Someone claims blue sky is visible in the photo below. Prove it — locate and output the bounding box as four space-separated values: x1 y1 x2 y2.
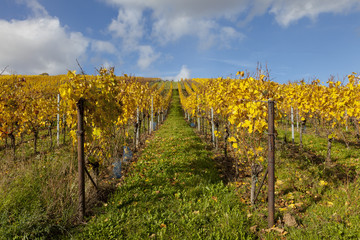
0 0 359 82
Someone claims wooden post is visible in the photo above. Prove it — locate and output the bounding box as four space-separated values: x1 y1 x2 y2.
161 107 164 122
202 115 205 134
300 119 304 150
62 114 66 145
268 99 275 228
136 107 140 150
157 111 160 129
296 109 299 132
327 134 333 163
150 96 154 133
211 108 215 144
57 94 60 145
291 106 294 143
197 98 201 131
76 98 85 222
345 109 348 131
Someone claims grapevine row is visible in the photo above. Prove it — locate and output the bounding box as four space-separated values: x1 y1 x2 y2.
177 71 360 207
0 69 172 165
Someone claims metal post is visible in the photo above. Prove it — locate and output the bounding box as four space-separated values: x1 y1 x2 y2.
268 100 275 228
291 106 294 143
76 98 85 222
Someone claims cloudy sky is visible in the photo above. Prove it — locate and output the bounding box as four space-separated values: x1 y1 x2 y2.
0 0 359 82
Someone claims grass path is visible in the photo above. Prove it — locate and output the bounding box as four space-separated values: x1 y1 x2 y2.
74 90 253 239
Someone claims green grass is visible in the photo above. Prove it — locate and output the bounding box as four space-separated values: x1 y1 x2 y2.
72 90 254 240
4 88 360 239
0 141 80 240
250 126 360 239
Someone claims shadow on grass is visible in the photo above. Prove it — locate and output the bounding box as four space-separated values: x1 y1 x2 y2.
279 140 358 185
333 138 360 148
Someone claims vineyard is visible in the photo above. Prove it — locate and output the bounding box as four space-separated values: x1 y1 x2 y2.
1 69 360 239
0 70 173 238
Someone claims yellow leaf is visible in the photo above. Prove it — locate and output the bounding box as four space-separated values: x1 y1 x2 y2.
288 204 296 209
247 150 254 156
279 207 287 212
228 136 236 142
328 133 336 139
319 180 328 186
236 71 245 77
93 128 101 137
256 146 263 153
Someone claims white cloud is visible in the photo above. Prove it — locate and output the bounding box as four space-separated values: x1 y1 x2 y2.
164 65 191 81
16 0 49 18
105 0 246 52
0 17 89 74
137 45 160 70
152 17 225 49
103 0 248 19
108 7 144 50
152 16 193 44
220 26 245 48
101 60 115 69
108 7 163 70
103 0 360 33
91 40 117 54
269 0 360 27
100 0 360 71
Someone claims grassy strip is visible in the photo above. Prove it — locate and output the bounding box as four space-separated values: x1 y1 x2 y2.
273 129 360 239
73 90 253 240
0 141 80 240
241 127 360 239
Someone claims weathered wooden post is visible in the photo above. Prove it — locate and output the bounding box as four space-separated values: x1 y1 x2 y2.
268 99 275 228
157 111 160 129
197 96 201 132
76 98 85 222
211 107 215 145
150 96 154 133
134 107 140 150
57 94 60 145
291 106 294 143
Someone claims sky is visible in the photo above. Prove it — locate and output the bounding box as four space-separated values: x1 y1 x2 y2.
0 0 359 82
